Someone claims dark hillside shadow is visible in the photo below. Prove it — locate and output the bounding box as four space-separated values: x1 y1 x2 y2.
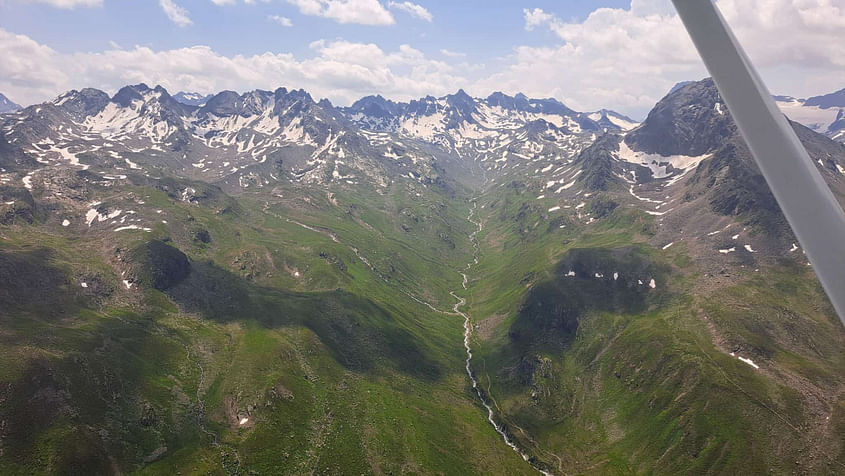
167 259 442 381
0 247 82 319
124 239 442 380
509 246 670 353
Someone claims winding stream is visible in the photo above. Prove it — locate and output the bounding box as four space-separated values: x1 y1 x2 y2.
453 202 553 476
273 203 551 474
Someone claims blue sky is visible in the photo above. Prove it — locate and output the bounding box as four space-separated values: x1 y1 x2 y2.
2 1 627 59
1 0 843 118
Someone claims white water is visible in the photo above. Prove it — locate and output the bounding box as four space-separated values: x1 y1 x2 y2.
452 202 553 475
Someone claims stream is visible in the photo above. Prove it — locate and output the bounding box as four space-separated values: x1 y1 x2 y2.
272 203 552 474
452 202 553 476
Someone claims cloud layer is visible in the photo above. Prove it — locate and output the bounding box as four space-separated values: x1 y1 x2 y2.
0 29 466 106
286 0 395 25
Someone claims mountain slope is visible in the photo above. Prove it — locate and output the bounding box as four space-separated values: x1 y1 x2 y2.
467 78 845 474
0 93 21 114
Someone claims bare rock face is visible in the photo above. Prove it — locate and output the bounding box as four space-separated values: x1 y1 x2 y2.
54 88 110 122
625 78 735 156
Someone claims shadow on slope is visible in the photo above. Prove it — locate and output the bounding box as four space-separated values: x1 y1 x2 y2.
0 238 444 474
131 240 442 381
509 246 670 353
0 247 84 318
0 248 204 474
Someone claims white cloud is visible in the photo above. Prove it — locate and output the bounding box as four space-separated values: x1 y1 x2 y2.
286 0 395 25
159 0 193 27
0 29 69 103
387 1 432 22
440 49 465 58
0 29 466 107
476 0 845 117
18 0 102 7
523 7 555 31
268 15 294 26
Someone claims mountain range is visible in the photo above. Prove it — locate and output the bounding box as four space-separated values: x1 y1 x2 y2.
774 88 845 142
0 78 843 474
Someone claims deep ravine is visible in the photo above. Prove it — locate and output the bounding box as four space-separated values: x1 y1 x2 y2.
453 201 553 476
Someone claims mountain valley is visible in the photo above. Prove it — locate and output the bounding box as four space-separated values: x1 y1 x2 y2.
0 78 844 475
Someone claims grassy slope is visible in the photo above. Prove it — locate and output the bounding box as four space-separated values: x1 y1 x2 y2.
466 182 845 474
0 174 536 474
2 154 843 474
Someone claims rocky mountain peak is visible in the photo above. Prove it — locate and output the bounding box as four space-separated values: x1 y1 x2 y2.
348 95 404 119
200 90 241 116
53 88 110 121
0 93 22 114
173 91 213 107
112 83 152 107
625 78 734 156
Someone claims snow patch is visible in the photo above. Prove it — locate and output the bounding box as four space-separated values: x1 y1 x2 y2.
776 99 841 135
616 140 709 180
115 225 152 232
737 356 759 369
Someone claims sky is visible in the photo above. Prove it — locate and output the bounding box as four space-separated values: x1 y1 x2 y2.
0 0 843 118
